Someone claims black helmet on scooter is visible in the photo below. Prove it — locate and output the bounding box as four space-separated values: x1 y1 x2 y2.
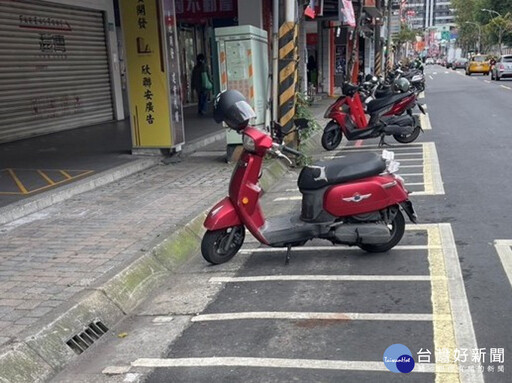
213 90 256 130
393 78 411 93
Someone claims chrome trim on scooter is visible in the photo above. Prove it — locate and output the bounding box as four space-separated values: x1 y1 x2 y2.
383 181 398 189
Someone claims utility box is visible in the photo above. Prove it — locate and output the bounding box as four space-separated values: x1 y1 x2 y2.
215 25 269 160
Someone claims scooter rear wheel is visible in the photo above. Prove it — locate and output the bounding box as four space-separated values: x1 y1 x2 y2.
358 209 405 253
321 121 343 151
201 226 245 264
393 126 421 143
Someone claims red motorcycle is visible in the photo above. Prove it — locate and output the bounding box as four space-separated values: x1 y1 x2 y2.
201 90 417 265
321 82 423 151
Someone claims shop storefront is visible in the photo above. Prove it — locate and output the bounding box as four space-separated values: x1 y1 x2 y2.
175 0 238 105
0 0 123 143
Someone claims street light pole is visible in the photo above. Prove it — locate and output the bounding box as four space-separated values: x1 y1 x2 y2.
465 21 481 53
482 8 503 55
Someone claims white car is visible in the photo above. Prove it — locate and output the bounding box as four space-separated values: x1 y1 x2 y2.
425 58 434 65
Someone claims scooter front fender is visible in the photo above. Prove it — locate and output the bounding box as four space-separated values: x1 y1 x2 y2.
204 197 242 231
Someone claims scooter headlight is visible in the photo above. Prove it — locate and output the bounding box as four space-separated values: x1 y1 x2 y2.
243 134 256 152
324 104 335 118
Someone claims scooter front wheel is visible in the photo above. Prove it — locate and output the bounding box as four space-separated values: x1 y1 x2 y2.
321 121 343 151
393 126 421 144
201 226 245 264
358 209 405 253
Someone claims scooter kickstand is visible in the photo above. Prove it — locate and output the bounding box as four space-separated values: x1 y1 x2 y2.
284 245 292 265
378 135 391 148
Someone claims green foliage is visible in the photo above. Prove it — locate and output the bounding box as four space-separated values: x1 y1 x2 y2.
294 91 321 167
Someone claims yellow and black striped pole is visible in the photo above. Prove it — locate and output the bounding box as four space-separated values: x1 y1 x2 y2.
278 21 298 136
374 49 383 76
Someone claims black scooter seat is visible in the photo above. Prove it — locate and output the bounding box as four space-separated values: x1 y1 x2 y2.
366 92 411 114
298 152 386 191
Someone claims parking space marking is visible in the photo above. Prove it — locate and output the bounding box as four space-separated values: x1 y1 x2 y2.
128 224 479 381
484 80 491 83
240 245 433 252
132 356 459 374
210 275 442 283
410 224 483 383
191 312 445 322
421 142 445 195
419 91 425 99
500 85 511 90
0 168 94 195
493 240 512 288
284 143 444 197
420 112 432 130
6 168 28 194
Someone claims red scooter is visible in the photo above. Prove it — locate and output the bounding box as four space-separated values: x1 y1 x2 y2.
201 90 417 265
321 82 423 151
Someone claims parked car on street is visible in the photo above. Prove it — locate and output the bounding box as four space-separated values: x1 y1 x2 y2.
466 55 490 75
452 58 468 69
491 55 512 81
426 58 434 65
446 59 454 68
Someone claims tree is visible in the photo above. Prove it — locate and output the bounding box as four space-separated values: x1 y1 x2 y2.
393 24 417 59
488 13 512 54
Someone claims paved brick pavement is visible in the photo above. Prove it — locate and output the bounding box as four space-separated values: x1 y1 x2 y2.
0 147 231 347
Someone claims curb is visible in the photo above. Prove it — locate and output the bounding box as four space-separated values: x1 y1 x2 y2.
0 130 322 383
0 130 226 227
0 158 161 226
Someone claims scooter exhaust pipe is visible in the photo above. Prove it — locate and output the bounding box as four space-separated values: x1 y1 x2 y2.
333 223 391 244
383 124 415 135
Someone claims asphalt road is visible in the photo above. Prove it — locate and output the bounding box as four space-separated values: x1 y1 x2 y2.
53 65 512 383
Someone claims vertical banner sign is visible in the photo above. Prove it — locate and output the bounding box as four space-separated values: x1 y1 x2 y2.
340 0 356 27
121 0 172 148
162 0 185 146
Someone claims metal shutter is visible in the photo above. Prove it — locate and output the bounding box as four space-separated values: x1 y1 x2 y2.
0 0 114 143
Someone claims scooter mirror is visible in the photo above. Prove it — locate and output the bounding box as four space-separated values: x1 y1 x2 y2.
293 118 309 131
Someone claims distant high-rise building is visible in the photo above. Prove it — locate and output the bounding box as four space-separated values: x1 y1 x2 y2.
403 0 455 29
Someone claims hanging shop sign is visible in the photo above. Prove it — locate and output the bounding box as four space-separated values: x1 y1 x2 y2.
121 0 172 148
175 0 237 21
339 0 356 28
162 0 185 147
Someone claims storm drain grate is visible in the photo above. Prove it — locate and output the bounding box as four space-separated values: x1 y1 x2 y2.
66 321 109 355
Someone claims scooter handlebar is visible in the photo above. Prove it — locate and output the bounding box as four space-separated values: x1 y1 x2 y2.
281 145 303 157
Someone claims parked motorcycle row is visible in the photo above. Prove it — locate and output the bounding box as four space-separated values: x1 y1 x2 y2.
200 66 426 265
321 65 426 151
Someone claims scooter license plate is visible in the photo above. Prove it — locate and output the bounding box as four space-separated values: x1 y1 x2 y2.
401 200 417 223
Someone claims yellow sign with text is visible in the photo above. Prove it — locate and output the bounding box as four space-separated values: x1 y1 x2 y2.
121 0 172 148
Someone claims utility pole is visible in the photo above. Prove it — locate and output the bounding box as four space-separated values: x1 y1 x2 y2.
386 0 393 73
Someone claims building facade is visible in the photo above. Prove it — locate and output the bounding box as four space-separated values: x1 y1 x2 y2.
404 0 455 29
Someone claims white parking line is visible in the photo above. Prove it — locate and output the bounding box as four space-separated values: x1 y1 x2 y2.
500 85 511 90
418 91 425 99
240 245 433 253
132 357 459 374
420 112 432 131
191 311 445 322
429 75 434 80
209 275 443 283
484 80 491 83
493 240 512 287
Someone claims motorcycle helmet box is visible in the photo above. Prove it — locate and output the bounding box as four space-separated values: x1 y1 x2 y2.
213 90 257 130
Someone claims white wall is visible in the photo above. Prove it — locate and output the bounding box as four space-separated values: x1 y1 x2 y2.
45 0 124 120
238 0 263 29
